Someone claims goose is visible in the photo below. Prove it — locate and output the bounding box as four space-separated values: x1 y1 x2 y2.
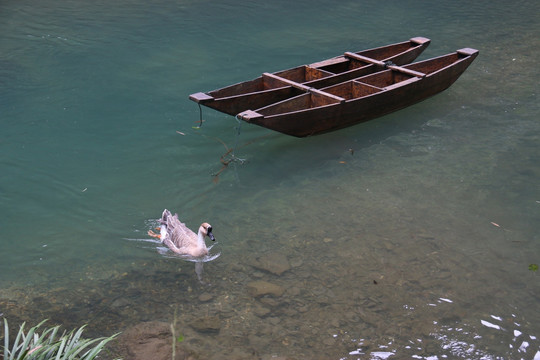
148 209 215 258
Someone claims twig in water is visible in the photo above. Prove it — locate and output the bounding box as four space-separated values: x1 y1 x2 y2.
171 307 178 360
210 136 247 183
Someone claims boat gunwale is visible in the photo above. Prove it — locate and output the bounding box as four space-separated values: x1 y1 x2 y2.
208 85 293 103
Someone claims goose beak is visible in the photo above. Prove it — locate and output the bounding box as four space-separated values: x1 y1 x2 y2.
207 230 216 242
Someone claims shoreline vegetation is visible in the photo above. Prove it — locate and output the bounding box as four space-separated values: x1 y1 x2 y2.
1 317 201 360
1 319 118 360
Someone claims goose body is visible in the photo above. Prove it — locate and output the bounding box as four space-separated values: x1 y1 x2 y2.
148 209 215 258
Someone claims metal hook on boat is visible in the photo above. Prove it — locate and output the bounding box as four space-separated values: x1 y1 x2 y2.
384 60 396 68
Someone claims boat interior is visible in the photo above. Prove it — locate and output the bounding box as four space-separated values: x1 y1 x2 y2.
274 66 334 83
256 67 422 115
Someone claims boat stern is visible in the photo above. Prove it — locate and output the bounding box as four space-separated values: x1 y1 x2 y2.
457 48 479 58
237 110 264 122
189 92 214 103
410 37 430 46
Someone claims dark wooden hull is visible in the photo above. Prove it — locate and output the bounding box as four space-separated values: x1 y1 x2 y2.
189 37 430 115
238 48 479 137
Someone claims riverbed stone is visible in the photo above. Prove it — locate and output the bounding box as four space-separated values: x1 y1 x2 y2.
253 303 271 317
287 286 301 296
116 321 189 360
251 253 291 275
259 297 280 307
190 315 221 333
247 280 285 297
198 292 213 302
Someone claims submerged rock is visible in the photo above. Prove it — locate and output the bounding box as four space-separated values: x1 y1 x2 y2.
251 253 291 275
253 303 271 317
116 321 189 360
198 292 213 302
247 280 285 297
189 315 221 333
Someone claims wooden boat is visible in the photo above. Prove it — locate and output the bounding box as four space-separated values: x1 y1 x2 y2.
189 37 430 116
237 48 479 137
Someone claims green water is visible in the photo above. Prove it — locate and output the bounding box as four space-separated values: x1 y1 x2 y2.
1 0 539 358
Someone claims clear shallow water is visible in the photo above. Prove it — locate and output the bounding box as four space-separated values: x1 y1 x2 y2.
1 0 539 359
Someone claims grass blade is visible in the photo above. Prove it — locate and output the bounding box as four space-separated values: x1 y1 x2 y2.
54 337 67 360
3 319 9 360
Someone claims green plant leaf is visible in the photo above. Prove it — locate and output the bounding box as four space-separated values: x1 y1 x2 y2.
529 264 539 271
54 337 67 360
176 334 184 343
0 319 120 360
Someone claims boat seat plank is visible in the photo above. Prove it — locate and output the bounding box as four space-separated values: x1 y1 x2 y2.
344 52 386 67
387 65 426 78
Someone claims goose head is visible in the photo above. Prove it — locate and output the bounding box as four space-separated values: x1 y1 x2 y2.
199 223 216 241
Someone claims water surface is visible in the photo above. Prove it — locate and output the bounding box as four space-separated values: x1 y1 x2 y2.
1 0 539 359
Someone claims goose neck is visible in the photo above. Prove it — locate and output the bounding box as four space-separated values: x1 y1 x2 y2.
197 230 206 249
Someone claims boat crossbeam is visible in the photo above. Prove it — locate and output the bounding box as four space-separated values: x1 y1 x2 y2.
343 52 426 78
263 72 311 92
263 72 345 103
386 65 426 78
344 52 386 67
